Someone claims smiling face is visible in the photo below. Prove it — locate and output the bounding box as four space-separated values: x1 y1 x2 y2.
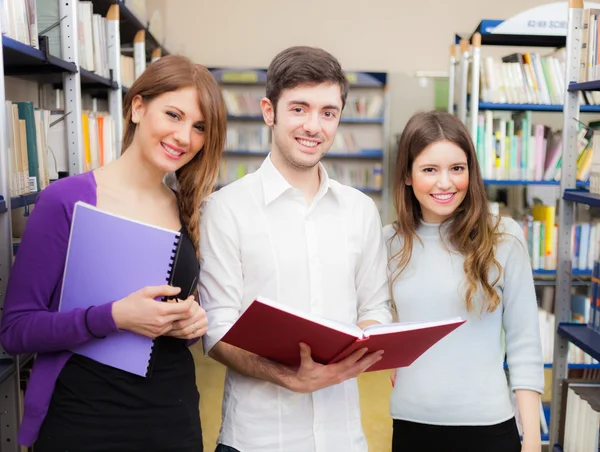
131 86 206 173
261 82 342 171
407 139 470 223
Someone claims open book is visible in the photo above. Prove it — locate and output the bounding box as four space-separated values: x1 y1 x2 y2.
220 296 466 372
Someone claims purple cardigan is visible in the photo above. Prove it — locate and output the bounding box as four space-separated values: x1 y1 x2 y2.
0 171 199 446
0 172 118 445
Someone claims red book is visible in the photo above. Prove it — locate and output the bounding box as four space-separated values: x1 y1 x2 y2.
220 297 466 372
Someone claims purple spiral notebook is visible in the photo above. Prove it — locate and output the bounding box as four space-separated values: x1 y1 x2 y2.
59 201 181 377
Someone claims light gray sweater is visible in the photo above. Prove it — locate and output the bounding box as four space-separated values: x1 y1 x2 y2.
384 216 544 425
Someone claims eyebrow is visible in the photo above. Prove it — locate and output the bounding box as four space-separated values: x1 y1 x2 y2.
288 100 341 112
166 105 185 115
417 162 468 168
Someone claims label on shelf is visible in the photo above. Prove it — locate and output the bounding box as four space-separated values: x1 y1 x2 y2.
492 2 600 36
28 177 38 193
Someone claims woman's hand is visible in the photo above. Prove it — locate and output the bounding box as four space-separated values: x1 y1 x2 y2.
164 296 208 339
111 285 194 338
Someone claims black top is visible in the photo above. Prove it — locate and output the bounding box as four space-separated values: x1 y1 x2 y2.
35 228 203 452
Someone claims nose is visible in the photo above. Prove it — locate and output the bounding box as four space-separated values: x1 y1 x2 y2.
303 112 321 135
436 170 452 190
173 122 192 147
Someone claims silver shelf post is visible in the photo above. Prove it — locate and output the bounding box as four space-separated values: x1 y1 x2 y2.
469 33 481 144
549 0 583 446
457 38 470 123
60 0 85 175
106 4 124 156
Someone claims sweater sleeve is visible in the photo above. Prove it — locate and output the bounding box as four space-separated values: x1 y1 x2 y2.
0 185 118 356
501 219 545 394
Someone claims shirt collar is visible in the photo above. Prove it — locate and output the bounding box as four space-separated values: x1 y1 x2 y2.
260 154 340 207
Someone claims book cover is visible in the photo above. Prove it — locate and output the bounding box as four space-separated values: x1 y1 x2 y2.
59 201 181 377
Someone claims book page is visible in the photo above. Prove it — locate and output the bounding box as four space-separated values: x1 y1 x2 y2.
363 317 464 336
256 296 363 338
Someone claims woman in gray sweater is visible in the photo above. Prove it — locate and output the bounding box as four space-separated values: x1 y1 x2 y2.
385 111 544 452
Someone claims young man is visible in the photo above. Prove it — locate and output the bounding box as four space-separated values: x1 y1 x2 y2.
199 46 392 452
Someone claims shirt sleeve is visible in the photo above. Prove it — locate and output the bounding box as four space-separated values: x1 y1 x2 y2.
355 199 393 326
198 195 243 354
502 219 545 393
0 187 118 356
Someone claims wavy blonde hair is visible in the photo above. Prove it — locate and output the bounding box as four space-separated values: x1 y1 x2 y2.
121 55 227 257
390 111 502 313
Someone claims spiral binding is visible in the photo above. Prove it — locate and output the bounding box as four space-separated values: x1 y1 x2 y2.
161 234 183 302
146 232 182 377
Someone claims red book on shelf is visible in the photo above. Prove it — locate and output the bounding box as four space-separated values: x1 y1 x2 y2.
220 297 466 372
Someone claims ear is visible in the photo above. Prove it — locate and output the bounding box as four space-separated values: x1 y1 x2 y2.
131 94 145 124
260 97 275 126
405 175 412 186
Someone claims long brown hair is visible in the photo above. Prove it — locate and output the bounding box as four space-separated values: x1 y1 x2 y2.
122 55 227 256
390 111 502 313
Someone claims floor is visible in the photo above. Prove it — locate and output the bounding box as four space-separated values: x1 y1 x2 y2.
191 344 394 452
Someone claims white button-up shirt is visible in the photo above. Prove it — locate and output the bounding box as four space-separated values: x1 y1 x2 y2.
199 155 392 452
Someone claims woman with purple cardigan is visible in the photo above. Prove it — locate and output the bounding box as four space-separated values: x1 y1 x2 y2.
0 55 226 451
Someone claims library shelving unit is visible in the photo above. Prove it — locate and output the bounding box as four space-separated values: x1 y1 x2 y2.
0 0 166 447
450 15 595 289
450 15 600 186
209 67 391 220
550 0 600 449
452 7 600 447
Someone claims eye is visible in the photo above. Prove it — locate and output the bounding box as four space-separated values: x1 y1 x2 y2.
166 111 180 120
452 166 466 172
293 107 304 113
194 124 205 132
324 111 336 119
422 168 435 173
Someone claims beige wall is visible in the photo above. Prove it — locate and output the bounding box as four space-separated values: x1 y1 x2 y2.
158 0 552 73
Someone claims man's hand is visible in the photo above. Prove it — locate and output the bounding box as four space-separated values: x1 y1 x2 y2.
286 343 383 393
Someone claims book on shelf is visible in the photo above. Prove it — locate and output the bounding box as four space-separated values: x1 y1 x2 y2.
58 201 185 377
517 212 600 273
475 110 592 183
2 0 36 47
4 101 54 197
479 48 598 107
220 296 466 372
558 379 600 452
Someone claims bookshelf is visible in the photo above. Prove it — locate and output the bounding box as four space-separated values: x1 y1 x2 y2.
0 0 165 447
209 67 390 220
454 5 600 448
550 0 600 448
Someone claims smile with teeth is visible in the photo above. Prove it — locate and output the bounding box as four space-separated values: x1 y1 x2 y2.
297 138 319 148
431 193 455 200
161 143 184 157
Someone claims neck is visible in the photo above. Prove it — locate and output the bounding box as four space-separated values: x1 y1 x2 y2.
270 151 321 205
104 142 167 195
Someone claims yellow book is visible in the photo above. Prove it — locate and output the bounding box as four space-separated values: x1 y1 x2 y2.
82 113 91 171
533 205 556 270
